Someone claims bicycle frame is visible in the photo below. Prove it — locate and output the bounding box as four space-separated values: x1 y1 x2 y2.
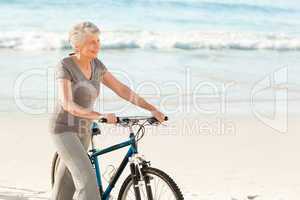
89 131 138 200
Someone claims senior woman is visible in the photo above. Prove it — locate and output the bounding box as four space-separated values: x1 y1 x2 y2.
49 21 165 200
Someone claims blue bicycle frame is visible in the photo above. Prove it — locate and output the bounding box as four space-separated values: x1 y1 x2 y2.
89 132 138 200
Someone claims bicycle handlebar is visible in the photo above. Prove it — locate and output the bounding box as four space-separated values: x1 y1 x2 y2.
98 116 168 124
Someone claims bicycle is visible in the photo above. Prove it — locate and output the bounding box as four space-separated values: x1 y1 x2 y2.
51 116 184 200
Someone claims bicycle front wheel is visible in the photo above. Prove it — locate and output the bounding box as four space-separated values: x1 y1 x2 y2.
118 167 184 200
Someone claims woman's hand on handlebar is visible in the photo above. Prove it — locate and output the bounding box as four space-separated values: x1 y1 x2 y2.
150 109 166 123
98 113 118 124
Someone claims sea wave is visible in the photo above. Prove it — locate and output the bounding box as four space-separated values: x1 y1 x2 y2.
128 0 297 13
2 0 297 14
1 30 300 51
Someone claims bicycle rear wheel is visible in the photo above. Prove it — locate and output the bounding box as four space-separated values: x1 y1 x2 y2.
51 152 60 187
118 167 184 200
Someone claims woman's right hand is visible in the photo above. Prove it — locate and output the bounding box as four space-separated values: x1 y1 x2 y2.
98 113 118 124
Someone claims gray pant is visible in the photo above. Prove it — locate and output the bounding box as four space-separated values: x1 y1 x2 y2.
50 132 101 200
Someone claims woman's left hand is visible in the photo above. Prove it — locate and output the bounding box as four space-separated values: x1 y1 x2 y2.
150 109 166 123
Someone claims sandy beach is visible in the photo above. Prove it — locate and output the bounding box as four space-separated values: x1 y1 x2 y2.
0 108 299 200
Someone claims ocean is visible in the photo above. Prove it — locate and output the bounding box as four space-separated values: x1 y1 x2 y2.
1 0 299 115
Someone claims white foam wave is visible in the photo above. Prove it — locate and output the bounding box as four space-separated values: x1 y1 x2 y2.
1 30 300 51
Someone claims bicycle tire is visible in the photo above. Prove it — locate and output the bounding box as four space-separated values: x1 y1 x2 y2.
51 152 60 187
118 167 184 200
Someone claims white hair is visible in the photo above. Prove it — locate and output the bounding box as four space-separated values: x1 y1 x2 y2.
68 21 100 49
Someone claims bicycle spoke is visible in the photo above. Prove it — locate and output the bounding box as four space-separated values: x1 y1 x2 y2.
160 184 173 200
157 181 166 200
154 175 159 199
128 187 135 200
140 183 147 199
152 175 175 200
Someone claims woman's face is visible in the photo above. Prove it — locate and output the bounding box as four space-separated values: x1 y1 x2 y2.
77 32 100 59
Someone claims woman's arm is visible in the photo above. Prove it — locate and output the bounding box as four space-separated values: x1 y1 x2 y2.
102 71 166 122
58 78 101 120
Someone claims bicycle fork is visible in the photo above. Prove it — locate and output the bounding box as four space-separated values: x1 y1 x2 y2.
129 155 154 200
128 123 154 200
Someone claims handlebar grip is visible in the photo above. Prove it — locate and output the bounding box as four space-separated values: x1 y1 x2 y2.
147 116 168 124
